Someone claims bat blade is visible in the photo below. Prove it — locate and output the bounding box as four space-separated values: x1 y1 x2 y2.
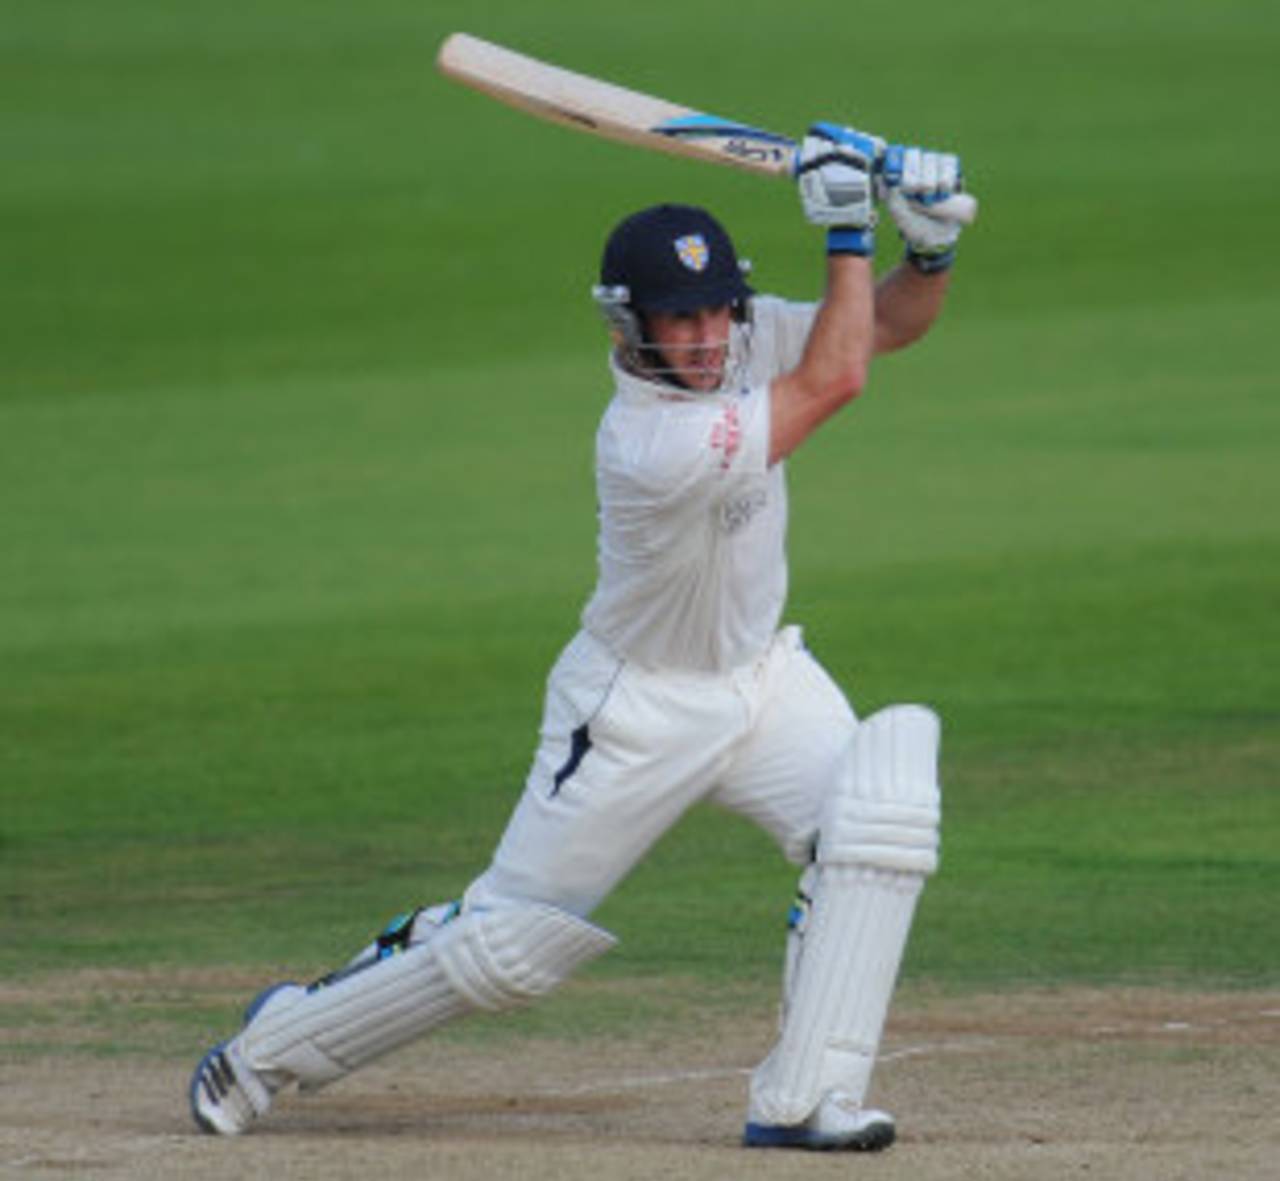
437 33 795 176
436 33 977 225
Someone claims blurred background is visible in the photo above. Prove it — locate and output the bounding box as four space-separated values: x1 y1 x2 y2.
3 0 1277 1003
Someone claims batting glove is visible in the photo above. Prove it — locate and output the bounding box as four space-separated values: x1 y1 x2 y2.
795 122 886 257
881 144 965 273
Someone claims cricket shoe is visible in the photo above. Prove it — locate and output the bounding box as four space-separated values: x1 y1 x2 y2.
743 1091 896 1151
189 982 303 1135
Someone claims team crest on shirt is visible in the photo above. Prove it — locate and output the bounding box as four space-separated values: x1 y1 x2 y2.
674 234 709 272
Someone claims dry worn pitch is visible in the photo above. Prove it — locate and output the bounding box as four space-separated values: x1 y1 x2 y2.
3 971 1278 1180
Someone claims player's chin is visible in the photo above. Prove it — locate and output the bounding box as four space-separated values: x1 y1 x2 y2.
685 360 727 392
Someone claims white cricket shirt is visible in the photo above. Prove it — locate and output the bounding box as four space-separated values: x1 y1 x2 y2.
581 296 817 672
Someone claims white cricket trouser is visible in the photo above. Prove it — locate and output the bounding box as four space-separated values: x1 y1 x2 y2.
465 626 856 918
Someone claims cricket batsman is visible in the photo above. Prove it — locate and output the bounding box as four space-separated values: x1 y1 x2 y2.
191 124 969 1150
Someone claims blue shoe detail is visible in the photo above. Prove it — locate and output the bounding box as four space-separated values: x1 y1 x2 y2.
743 1116 896 1152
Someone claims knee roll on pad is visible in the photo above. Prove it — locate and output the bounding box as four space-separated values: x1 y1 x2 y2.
432 902 618 1009
820 704 940 875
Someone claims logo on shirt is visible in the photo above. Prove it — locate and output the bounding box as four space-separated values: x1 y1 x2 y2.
720 486 768 534
674 234 709 272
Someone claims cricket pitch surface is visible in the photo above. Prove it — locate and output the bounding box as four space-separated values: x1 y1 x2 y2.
4 971 1278 1180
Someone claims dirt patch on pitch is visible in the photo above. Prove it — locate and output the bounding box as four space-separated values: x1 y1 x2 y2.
3 972 1278 1180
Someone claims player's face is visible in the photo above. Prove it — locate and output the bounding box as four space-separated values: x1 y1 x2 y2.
645 305 733 392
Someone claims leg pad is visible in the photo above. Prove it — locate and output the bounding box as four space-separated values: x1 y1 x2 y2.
239 904 615 1089
750 705 941 1126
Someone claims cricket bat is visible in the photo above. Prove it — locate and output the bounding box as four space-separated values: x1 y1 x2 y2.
437 32 977 225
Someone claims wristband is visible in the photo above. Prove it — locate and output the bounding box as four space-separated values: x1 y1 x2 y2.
827 227 875 257
905 246 955 274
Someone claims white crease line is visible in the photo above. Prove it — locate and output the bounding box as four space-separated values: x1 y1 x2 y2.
535 1039 990 1099
540 1065 749 1098
880 1038 992 1063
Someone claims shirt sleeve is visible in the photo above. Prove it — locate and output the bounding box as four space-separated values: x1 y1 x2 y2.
750 295 819 379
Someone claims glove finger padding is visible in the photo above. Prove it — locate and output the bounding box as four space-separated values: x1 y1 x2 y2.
934 152 961 199
886 189 962 256
883 144 963 202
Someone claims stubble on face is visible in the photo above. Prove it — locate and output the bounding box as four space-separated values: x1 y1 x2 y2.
643 306 733 392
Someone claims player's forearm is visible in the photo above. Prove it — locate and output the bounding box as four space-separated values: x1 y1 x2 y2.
872 261 950 355
769 256 873 464
873 142 970 355
769 124 880 465
806 254 875 394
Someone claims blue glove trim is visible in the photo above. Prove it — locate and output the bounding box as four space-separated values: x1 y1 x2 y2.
827 227 875 257
810 121 881 160
882 143 906 186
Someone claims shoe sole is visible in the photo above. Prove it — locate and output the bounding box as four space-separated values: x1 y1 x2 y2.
743 1117 896 1152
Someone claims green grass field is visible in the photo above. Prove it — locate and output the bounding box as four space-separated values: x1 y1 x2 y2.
4 0 1278 1020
